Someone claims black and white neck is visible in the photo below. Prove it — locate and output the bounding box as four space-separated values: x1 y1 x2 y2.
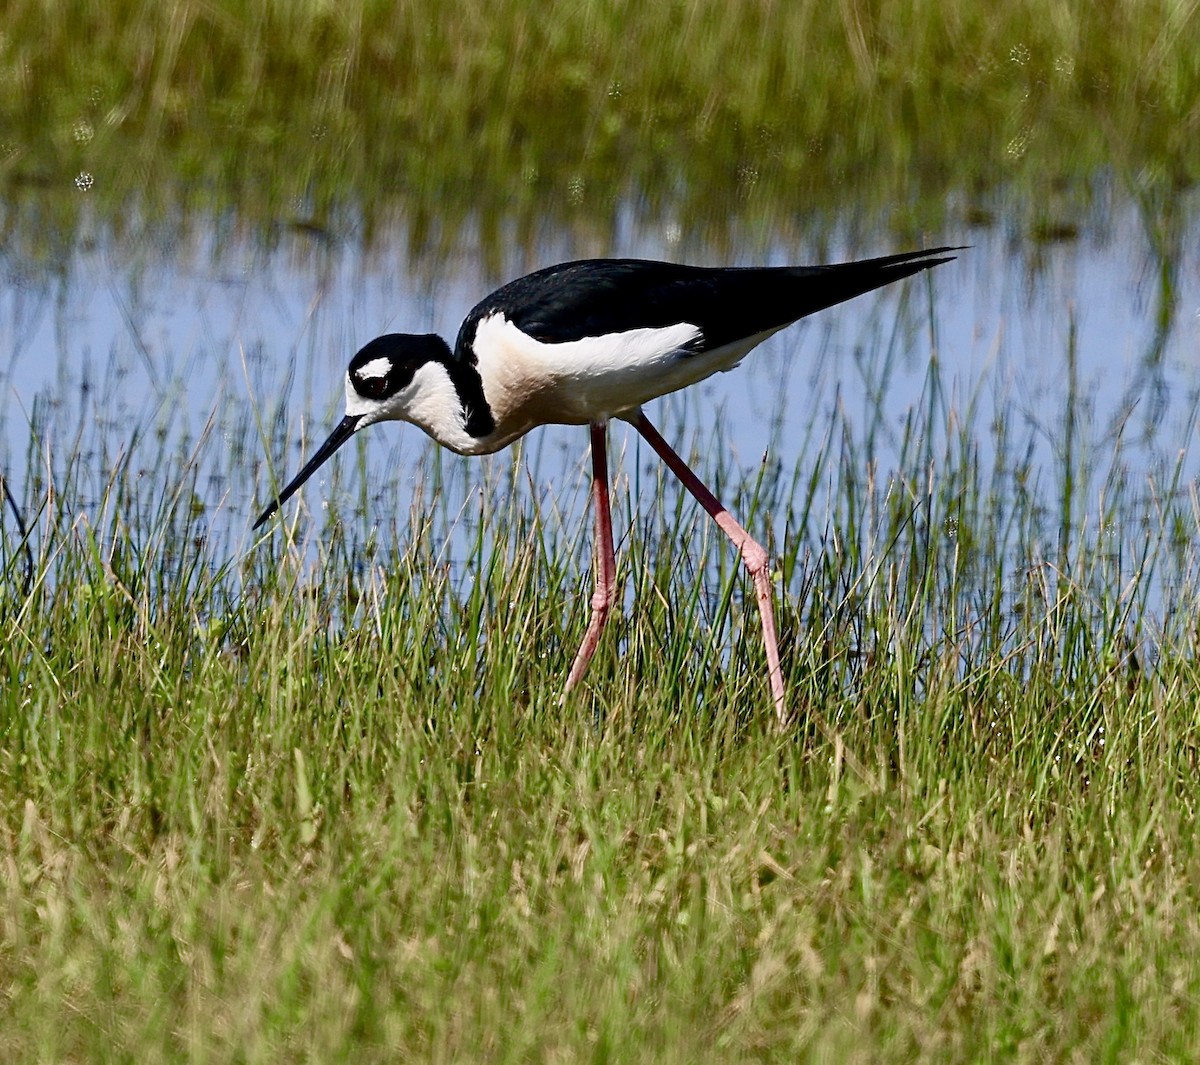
345 333 498 456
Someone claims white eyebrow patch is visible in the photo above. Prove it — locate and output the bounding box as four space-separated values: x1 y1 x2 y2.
355 356 391 380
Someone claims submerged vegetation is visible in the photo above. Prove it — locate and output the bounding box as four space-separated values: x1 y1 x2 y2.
2 0 1200 261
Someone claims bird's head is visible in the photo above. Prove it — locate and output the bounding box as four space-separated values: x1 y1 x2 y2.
253 333 451 529
344 333 451 422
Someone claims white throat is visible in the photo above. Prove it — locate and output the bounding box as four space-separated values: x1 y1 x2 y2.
345 362 480 455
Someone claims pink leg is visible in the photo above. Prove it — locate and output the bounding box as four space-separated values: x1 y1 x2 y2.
633 410 788 728
561 421 618 700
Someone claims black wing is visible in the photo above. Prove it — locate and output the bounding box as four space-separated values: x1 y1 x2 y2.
453 247 959 360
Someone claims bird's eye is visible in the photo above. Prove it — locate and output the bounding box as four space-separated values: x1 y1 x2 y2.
351 353 400 399
354 370 391 399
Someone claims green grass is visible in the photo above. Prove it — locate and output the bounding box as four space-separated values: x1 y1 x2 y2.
3 0 1200 263
3 3 1200 1057
3 337 1200 1061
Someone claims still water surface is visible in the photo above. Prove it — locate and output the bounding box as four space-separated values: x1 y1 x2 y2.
1 197 1198 609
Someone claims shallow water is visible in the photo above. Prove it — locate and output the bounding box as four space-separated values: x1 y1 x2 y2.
1 195 1198 618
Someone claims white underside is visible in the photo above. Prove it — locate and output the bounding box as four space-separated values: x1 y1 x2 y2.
471 313 781 446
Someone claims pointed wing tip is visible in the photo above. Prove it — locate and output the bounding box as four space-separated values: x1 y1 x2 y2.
887 245 967 276
911 245 967 265
928 244 969 260
842 244 967 276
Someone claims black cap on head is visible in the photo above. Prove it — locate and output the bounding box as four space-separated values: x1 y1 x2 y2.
348 333 450 401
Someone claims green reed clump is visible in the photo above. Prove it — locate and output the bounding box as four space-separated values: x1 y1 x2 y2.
3 330 1200 1060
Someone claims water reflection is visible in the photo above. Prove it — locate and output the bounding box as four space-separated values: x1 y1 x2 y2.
1 200 1198 622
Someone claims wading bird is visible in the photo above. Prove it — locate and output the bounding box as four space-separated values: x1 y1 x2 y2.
254 248 957 725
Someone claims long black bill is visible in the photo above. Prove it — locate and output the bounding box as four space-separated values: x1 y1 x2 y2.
252 414 363 529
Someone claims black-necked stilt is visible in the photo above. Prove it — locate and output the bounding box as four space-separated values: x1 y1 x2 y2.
254 248 958 724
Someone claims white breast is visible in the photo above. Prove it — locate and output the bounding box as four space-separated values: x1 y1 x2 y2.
472 312 756 429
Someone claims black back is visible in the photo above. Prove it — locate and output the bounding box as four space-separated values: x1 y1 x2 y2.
453 248 957 361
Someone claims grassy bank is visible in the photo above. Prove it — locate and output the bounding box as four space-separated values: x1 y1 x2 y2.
2 0 1199 261
2 356 1199 1060
4 3 1200 1057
